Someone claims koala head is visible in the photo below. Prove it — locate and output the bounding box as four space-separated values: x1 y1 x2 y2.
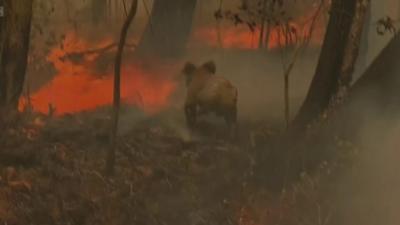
182 60 216 86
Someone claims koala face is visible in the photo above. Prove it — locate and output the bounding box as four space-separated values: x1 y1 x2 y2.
182 60 216 87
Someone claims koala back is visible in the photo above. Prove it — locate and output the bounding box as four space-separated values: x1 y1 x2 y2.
196 76 237 110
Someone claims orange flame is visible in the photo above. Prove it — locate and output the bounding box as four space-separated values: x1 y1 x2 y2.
21 32 177 116
191 10 325 50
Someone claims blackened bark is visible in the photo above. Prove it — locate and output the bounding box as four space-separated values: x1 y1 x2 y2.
258 0 267 49
292 0 358 129
135 0 197 59
106 0 138 175
0 0 34 115
339 0 370 87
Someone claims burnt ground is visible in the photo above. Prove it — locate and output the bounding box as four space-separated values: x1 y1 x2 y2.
0 107 354 225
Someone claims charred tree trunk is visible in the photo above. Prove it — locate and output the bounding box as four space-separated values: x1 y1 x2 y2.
0 0 34 119
264 21 271 49
258 0 267 49
339 0 370 88
106 0 138 175
292 0 360 129
135 0 197 59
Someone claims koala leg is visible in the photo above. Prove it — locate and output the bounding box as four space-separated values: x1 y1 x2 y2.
185 103 197 128
224 106 238 139
224 106 237 124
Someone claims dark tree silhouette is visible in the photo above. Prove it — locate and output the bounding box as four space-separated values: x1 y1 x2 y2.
0 0 34 120
357 0 371 71
135 0 197 59
262 33 400 192
292 0 365 129
106 0 138 175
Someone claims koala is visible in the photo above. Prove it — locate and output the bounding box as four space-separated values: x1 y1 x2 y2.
182 60 238 133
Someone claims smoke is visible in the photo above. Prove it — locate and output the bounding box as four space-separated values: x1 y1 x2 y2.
326 33 400 225
22 1 400 224
183 47 321 126
329 112 400 225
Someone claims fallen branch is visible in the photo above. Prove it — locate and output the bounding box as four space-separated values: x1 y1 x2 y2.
60 42 137 61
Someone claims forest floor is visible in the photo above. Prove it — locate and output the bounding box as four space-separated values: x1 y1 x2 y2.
0 107 350 225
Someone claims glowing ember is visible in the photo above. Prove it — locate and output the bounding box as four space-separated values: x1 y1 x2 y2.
21 32 177 116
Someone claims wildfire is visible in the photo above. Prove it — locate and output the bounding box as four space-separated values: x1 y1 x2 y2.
191 10 325 50
21 32 177 116
21 6 326 117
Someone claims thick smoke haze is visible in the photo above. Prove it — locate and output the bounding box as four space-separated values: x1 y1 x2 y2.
23 1 400 224
28 0 399 117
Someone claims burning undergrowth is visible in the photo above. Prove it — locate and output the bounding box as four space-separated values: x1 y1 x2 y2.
0 109 258 225
0 107 359 225
190 7 326 50
21 32 180 116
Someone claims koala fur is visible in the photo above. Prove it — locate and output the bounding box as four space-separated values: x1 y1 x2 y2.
182 60 238 130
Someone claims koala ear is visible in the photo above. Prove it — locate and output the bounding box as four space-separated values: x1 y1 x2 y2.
182 62 196 75
202 60 216 74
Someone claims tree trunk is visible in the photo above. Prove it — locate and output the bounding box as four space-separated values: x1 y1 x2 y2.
356 0 371 72
135 0 197 59
258 0 267 49
0 0 34 118
216 0 223 48
264 21 271 49
105 0 138 175
292 0 358 129
339 0 370 87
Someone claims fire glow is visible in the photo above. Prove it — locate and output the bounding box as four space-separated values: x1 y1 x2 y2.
21 33 177 116
191 11 325 50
